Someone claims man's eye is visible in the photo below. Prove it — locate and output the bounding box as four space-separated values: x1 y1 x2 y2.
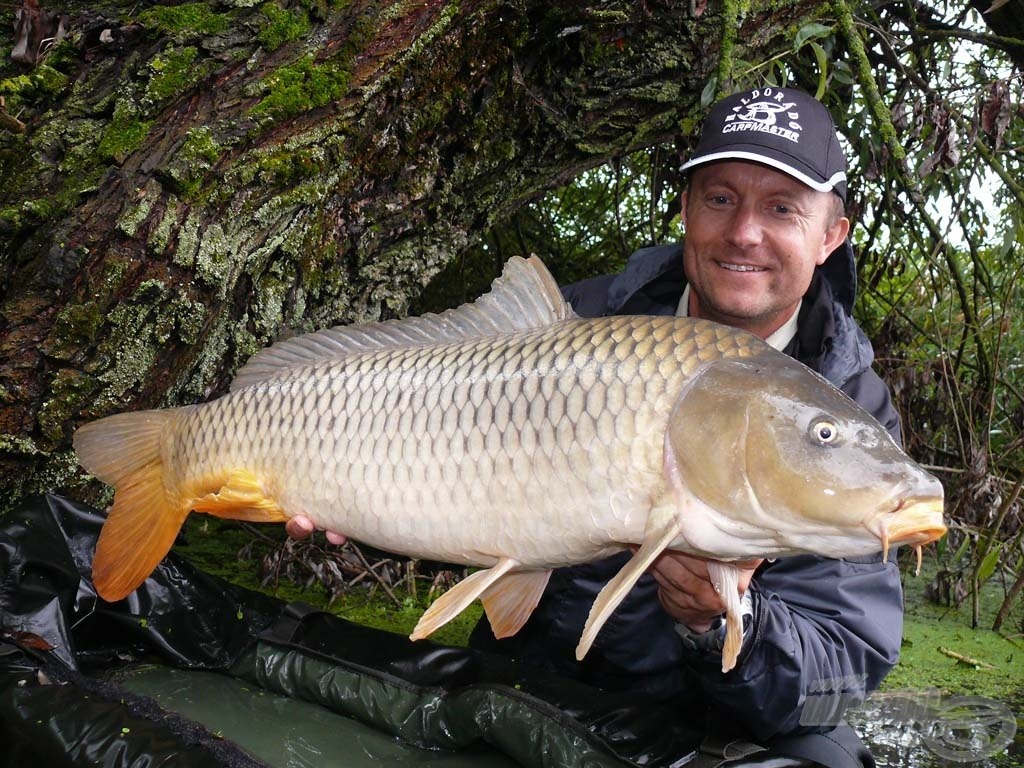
708 195 730 206
773 204 792 214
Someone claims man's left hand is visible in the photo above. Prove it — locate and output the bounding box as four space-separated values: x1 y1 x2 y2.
285 514 348 546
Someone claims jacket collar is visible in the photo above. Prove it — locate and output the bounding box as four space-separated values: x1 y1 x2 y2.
606 244 686 316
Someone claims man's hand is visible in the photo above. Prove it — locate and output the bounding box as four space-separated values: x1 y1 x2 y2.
284 515 348 546
650 552 762 632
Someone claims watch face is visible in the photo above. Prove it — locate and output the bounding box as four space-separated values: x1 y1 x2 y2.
674 619 726 653
674 591 754 655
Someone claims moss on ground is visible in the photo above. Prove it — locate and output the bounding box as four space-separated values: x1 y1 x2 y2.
887 555 1023 700
174 517 483 648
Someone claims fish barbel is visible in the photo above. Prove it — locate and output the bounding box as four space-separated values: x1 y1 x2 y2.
74 256 946 672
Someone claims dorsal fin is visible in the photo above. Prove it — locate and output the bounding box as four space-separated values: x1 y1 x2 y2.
231 255 576 392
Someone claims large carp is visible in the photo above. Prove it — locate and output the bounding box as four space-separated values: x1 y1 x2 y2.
74 256 945 672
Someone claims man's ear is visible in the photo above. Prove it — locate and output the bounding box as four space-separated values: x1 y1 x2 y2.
818 215 850 266
679 190 689 228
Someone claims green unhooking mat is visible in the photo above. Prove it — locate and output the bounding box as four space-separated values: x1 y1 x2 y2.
0 494 816 768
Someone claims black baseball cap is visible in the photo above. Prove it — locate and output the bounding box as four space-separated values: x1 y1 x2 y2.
680 87 848 202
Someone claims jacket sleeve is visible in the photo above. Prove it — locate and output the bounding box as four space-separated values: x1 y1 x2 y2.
560 274 616 317
680 553 903 740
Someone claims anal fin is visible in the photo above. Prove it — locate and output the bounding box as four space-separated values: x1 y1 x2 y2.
706 561 744 673
411 558 519 642
189 469 288 522
481 569 551 638
576 508 680 660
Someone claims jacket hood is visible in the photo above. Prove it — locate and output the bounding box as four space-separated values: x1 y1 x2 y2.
820 238 857 313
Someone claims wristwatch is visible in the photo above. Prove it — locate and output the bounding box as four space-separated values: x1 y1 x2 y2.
674 590 754 655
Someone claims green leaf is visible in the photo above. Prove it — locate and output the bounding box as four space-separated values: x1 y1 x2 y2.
700 76 718 108
810 42 829 99
977 543 1002 583
794 22 834 51
952 536 971 565
831 60 855 85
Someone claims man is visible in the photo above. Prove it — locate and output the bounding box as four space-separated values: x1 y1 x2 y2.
288 87 902 766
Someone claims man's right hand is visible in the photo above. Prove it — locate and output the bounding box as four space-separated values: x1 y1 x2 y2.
649 551 762 633
285 515 348 546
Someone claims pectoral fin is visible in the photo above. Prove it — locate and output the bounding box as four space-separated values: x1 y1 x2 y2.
576 508 680 660
411 557 520 642
706 561 744 673
481 569 551 638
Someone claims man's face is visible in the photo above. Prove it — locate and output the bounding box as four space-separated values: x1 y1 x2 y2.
680 161 850 339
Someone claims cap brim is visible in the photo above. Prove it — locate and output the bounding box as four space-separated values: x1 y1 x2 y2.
680 149 846 195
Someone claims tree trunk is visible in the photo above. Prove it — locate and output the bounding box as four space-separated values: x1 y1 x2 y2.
0 0 832 507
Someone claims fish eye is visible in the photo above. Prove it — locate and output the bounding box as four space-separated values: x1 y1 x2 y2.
811 420 839 445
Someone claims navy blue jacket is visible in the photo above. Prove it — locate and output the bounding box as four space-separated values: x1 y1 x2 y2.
470 243 905 744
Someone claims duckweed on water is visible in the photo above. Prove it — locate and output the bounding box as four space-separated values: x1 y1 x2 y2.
886 557 1023 701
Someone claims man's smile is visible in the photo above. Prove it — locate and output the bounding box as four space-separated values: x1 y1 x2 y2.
718 261 768 273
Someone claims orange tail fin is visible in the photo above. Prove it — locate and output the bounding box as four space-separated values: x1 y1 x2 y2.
74 410 189 602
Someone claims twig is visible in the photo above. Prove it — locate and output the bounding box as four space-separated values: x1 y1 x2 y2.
349 542 402 606
0 97 27 134
993 531 1024 632
937 646 997 669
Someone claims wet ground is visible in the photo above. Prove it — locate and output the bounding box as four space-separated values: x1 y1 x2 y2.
851 690 1023 767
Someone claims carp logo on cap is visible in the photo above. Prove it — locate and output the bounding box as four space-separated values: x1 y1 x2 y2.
723 89 802 144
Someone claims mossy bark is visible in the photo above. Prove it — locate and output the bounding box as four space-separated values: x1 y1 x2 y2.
0 0 832 507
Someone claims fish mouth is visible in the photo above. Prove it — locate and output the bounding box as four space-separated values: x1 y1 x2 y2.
882 498 947 545
869 498 947 573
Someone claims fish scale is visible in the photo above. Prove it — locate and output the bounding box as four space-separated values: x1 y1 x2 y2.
74 256 945 673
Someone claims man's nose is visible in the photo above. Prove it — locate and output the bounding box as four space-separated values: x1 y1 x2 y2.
724 205 764 246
